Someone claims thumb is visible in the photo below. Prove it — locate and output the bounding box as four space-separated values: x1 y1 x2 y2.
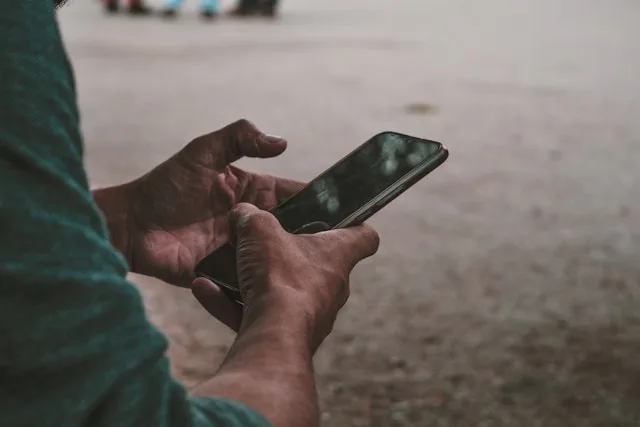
210 119 287 167
228 202 280 246
319 224 380 268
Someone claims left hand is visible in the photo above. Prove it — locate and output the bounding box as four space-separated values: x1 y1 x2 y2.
107 119 304 288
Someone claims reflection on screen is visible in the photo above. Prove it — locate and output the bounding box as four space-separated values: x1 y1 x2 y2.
272 133 442 232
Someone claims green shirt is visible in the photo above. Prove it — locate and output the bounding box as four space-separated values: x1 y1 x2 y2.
0 2 269 426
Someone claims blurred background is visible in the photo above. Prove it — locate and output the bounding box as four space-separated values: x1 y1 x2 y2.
58 0 640 425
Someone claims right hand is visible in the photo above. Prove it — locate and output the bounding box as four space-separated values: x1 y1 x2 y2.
192 203 380 350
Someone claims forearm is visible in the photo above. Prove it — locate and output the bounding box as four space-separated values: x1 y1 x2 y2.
92 183 135 266
194 296 319 427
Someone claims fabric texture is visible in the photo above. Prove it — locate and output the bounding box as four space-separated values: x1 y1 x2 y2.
0 1 268 426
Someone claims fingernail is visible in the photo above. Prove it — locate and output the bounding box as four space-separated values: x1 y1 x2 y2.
262 134 285 144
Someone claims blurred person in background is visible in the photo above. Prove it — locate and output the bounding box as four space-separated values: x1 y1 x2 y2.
230 0 280 17
161 0 218 19
161 0 279 19
0 1 379 427
102 0 152 15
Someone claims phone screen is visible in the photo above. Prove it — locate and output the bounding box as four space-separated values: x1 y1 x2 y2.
195 132 446 299
272 132 444 232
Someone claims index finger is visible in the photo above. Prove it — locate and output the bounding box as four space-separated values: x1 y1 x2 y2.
189 119 288 169
318 224 380 267
274 176 306 203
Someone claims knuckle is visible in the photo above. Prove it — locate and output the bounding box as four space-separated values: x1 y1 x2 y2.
342 285 351 307
231 202 254 216
238 201 254 209
322 263 350 293
348 224 380 257
183 133 211 156
226 119 263 157
231 118 258 135
323 267 350 311
230 203 254 227
363 225 381 252
243 210 277 232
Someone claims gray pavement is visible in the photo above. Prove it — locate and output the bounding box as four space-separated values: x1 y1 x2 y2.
59 1 640 425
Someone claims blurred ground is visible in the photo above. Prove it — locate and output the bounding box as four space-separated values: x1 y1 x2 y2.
58 0 640 425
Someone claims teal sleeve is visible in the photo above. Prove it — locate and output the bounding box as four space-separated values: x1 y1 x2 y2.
0 2 269 427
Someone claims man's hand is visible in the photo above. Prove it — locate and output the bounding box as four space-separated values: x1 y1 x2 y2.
194 203 380 348
93 119 303 285
192 203 379 427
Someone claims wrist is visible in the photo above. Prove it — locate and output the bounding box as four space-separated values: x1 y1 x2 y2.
242 290 318 352
199 289 320 427
92 182 137 267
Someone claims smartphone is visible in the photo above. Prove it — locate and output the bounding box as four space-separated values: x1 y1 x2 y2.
195 131 448 304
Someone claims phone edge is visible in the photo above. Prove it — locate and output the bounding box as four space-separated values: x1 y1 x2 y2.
335 143 449 228
267 131 443 214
